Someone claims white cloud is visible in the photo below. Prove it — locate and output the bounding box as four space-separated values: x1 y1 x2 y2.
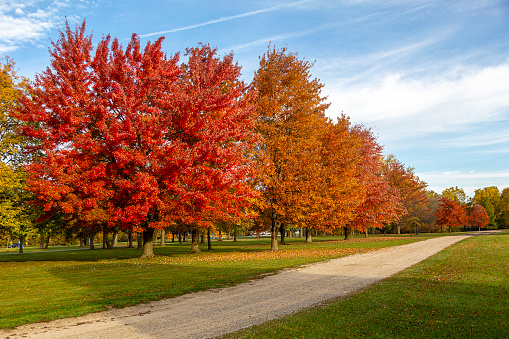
0 0 67 55
324 60 509 144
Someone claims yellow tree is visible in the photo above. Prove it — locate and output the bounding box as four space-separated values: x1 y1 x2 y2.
473 186 501 229
0 58 35 253
252 46 328 251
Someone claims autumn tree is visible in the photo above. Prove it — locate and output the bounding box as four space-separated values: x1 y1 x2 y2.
436 196 467 233
0 57 38 253
442 186 467 204
312 116 363 239
382 154 427 234
473 186 501 229
346 125 401 240
499 188 509 227
251 46 329 251
469 204 490 232
16 21 258 257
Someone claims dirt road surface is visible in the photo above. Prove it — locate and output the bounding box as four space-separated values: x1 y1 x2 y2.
1 235 470 339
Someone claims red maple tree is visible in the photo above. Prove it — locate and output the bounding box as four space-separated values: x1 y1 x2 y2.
347 125 402 239
435 197 467 233
469 204 490 232
16 20 257 257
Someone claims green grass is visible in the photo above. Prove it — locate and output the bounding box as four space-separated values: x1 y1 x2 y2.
0 234 425 329
224 232 509 339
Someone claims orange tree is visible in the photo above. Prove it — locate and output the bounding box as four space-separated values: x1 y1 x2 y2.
436 197 467 233
15 21 257 257
469 204 490 231
346 125 402 239
382 154 427 234
251 46 328 251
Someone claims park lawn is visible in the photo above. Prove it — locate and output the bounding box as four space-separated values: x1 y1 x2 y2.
0 234 425 329
225 232 509 339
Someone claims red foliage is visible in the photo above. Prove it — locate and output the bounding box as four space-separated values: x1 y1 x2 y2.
349 125 402 231
16 21 257 240
435 197 467 232
469 204 490 231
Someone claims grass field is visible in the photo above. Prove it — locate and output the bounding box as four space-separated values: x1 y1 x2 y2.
225 232 509 338
0 234 425 329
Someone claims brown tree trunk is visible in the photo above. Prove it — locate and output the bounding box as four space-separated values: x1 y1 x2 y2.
40 236 45 249
18 235 24 254
280 223 286 245
218 230 222 241
127 231 134 248
305 226 312 243
344 226 353 240
154 230 159 246
84 235 89 246
141 228 155 258
178 232 182 244
137 232 143 250
365 228 368 238
79 235 85 248
397 223 401 235
102 230 111 249
112 227 119 247
161 229 166 246
233 228 237 242
89 234 95 250
190 228 201 253
299 227 303 238
270 219 279 251
207 228 213 250
200 231 205 244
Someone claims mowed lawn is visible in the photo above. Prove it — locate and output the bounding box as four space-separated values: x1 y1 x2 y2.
0 235 423 329
225 232 509 339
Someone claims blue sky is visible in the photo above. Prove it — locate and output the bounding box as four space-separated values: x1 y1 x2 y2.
1 0 509 198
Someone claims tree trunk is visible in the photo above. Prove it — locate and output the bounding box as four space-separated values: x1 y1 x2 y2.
102 231 111 249
89 234 95 250
299 227 303 238
141 228 155 258
305 226 312 243
178 232 182 244
127 231 134 248
18 235 24 254
207 228 213 250
190 228 201 253
233 228 237 242
84 235 89 246
397 223 401 235
161 229 166 246
218 230 222 241
44 235 50 249
137 233 143 250
79 235 85 248
270 219 279 251
344 226 353 240
364 228 368 238
40 236 45 249
280 223 286 245
112 227 119 246
200 232 205 244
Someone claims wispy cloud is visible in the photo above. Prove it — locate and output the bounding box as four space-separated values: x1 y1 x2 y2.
138 0 311 38
220 23 333 54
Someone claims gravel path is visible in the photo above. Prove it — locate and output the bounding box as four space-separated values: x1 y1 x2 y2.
2 235 470 339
